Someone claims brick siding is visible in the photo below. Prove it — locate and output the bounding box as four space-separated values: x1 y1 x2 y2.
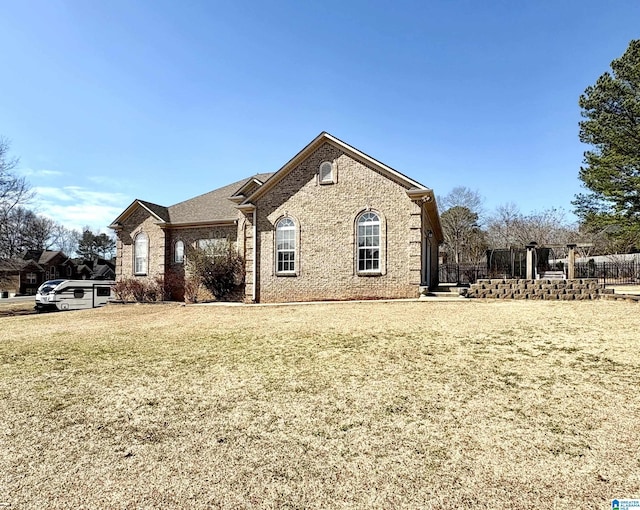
247 142 429 303
115 208 166 285
115 142 438 304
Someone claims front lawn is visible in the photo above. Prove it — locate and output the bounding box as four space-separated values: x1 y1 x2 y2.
1 300 639 508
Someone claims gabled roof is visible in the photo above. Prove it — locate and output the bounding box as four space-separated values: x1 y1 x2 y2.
107 133 443 240
167 174 272 226
0 258 44 272
243 132 429 204
138 201 170 222
21 250 69 266
109 174 274 229
109 199 169 228
240 132 444 242
36 250 68 265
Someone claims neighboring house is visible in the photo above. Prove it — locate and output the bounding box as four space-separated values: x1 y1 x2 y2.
0 250 77 296
76 258 116 280
109 132 443 303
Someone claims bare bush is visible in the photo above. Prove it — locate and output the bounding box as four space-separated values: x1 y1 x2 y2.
185 243 245 301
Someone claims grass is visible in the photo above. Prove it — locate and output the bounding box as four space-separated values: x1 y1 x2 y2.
1 300 639 508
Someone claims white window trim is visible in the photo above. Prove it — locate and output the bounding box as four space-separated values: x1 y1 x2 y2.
275 216 299 276
174 240 184 264
134 232 149 275
355 210 385 276
319 161 337 185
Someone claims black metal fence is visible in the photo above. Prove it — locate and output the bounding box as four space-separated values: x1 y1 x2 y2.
439 264 488 285
574 261 640 285
439 260 640 285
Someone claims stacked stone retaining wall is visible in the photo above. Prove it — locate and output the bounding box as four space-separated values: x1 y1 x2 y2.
466 279 614 300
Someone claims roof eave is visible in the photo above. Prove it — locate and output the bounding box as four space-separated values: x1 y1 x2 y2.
405 188 444 243
167 219 238 229
245 132 428 203
109 199 166 228
231 177 267 198
237 203 256 212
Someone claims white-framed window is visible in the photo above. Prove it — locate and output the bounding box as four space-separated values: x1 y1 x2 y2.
357 211 380 273
26 272 37 284
134 232 149 275
319 161 335 184
276 217 296 274
174 240 184 263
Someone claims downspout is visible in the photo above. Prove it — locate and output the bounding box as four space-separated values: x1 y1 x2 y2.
426 235 431 288
252 208 257 303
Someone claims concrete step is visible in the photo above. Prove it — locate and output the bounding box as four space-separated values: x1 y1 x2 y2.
419 284 468 300
419 293 467 301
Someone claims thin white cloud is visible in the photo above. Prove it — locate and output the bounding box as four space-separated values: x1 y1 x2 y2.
19 168 65 178
32 186 131 232
33 186 74 201
87 175 130 188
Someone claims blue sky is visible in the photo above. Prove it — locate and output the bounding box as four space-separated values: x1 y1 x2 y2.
1 0 639 231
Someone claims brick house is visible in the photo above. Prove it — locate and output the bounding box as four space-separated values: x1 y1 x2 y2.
109 133 443 303
0 250 77 296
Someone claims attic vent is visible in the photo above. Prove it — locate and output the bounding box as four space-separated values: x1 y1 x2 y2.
319 161 335 184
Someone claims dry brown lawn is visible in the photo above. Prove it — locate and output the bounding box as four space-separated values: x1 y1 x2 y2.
1 299 639 509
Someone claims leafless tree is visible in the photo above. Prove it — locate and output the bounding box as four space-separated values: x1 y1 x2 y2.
48 225 82 257
0 137 32 219
0 207 60 258
486 204 578 249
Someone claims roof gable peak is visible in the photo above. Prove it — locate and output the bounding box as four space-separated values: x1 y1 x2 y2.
241 132 428 205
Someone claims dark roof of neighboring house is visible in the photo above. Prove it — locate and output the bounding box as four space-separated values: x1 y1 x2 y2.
76 264 93 275
0 258 44 272
20 250 71 266
37 250 67 265
93 264 115 279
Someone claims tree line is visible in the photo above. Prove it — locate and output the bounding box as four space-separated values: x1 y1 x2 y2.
0 137 115 261
438 187 581 266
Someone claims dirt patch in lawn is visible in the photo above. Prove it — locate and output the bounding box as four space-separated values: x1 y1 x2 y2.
1 300 639 508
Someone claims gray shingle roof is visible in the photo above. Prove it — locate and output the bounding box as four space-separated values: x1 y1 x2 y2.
166 173 273 224
36 250 66 265
138 201 170 222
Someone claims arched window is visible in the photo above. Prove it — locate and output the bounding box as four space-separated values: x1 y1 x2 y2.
174 240 184 263
276 217 296 274
357 212 380 272
134 232 148 275
319 161 334 184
